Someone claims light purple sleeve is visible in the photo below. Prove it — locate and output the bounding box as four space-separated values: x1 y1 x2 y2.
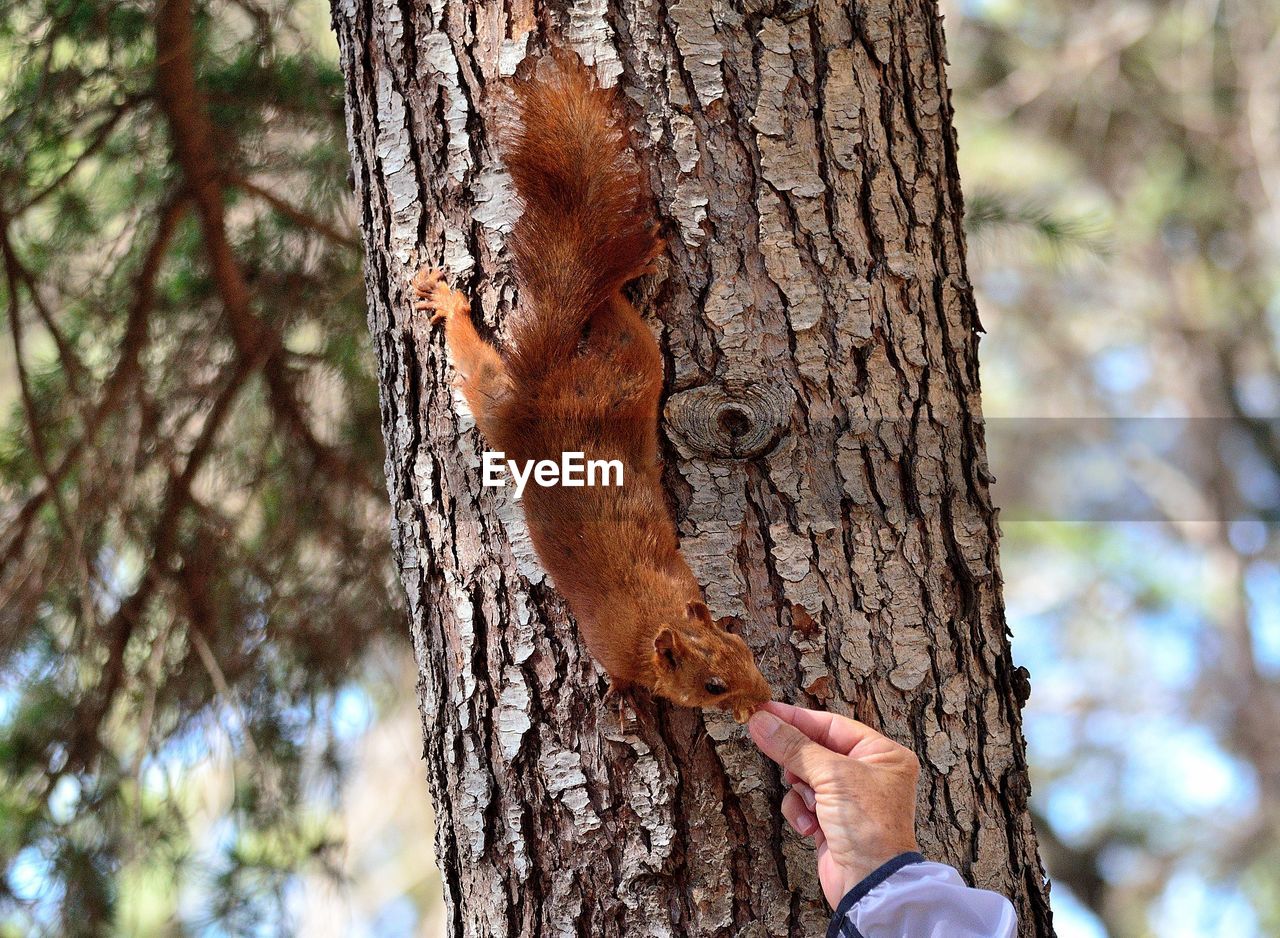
828 852 1018 938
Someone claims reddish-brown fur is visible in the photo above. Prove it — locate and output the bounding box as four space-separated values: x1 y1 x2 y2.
412 52 772 723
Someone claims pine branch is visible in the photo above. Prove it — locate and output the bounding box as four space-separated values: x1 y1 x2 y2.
227 171 358 248
965 189 1110 258
154 0 374 497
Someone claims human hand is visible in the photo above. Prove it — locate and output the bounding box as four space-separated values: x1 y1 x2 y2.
748 701 921 909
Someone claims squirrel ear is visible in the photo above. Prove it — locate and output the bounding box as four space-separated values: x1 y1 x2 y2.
685 600 714 628
654 626 681 670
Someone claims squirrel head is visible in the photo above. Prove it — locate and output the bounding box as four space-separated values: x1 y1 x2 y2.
650 600 772 723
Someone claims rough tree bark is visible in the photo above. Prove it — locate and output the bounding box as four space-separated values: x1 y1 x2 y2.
331 0 1055 934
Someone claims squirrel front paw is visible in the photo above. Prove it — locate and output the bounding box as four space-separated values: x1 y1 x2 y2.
603 680 647 734
411 267 469 326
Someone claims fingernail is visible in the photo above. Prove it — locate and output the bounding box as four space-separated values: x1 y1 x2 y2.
796 811 816 835
795 783 816 811
751 710 781 736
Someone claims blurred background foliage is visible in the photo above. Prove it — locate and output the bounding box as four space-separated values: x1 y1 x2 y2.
0 0 1277 935
0 0 439 934
949 0 1280 934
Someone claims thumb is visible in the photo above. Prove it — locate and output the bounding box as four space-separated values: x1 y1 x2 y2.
749 709 842 784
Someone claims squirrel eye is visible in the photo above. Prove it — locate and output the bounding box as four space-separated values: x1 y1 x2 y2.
704 678 727 695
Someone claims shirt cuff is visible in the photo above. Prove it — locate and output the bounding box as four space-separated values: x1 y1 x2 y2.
825 852 927 938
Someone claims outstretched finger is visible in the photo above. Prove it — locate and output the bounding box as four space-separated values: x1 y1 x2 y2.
749 710 844 783
761 701 881 756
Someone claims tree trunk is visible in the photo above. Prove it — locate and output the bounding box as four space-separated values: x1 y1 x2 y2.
330 0 1055 934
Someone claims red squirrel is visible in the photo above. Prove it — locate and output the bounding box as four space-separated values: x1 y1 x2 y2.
411 52 772 723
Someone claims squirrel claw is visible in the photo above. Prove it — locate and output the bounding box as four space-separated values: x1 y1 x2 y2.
411 266 445 293
411 266 466 327
603 682 641 733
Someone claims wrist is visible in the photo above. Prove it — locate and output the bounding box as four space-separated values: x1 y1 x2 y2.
828 850 928 917
838 839 920 904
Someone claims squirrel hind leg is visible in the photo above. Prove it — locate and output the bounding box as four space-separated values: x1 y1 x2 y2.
412 267 510 431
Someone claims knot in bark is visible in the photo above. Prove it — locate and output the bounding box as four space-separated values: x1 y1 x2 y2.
664 381 794 458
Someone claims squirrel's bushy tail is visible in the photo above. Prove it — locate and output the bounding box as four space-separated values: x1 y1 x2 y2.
503 52 659 380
